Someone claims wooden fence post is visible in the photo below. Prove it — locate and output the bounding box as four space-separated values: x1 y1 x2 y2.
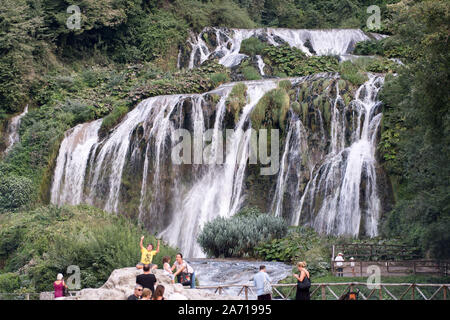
411 284 415 300
244 286 248 300
321 285 326 300
443 286 447 301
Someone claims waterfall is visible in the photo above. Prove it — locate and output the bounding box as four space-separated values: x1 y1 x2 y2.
51 120 102 205
4 105 28 154
51 72 386 257
186 28 373 69
299 75 384 236
256 55 265 76
159 79 278 257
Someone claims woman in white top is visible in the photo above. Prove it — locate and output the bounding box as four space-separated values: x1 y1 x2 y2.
171 253 196 288
163 256 175 283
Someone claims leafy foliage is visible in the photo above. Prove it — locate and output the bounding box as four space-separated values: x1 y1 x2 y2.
197 210 288 258
0 205 177 292
379 0 450 259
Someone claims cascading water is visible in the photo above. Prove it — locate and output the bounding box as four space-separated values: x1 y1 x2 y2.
52 20 387 259
51 73 386 257
287 75 385 237
256 55 265 76
4 105 28 154
159 79 278 257
185 28 373 69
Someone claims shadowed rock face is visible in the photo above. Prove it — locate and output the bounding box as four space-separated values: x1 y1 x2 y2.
40 267 242 300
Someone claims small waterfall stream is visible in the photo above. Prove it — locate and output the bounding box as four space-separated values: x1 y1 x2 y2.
4 105 28 154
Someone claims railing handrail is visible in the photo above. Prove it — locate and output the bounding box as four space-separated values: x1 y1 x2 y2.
196 282 450 289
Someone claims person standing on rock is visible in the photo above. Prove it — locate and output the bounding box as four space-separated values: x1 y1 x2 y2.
294 261 311 300
172 253 196 289
136 264 157 295
253 265 272 300
136 236 160 271
127 284 143 300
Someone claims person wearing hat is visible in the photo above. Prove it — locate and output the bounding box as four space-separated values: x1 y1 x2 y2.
334 253 345 277
53 273 68 300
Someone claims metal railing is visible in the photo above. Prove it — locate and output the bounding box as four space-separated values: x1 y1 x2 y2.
331 260 449 276
196 283 450 300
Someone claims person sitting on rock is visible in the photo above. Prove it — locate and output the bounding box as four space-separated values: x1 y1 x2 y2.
171 253 196 289
162 256 175 283
136 264 157 295
136 236 160 271
127 284 143 300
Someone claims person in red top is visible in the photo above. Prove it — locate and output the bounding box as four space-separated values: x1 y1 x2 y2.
53 273 68 299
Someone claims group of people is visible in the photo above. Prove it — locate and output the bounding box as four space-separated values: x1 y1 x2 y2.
334 252 356 277
54 235 355 301
253 261 311 301
127 236 196 300
136 236 196 289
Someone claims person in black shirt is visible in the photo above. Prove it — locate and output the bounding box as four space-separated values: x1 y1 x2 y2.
136 264 157 295
127 284 143 300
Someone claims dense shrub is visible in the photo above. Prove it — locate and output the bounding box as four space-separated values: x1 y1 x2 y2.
0 174 34 213
209 72 230 86
100 105 129 134
250 84 290 131
338 60 369 86
197 211 288 258
240 37 269 56
0 273 21 293
226 83 248 123
241 66 261 80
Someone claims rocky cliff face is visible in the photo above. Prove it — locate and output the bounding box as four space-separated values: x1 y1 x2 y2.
40 267 242 300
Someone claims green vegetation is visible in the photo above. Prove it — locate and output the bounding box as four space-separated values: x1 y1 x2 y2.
197 208 288 258
240 37 269 56
250 82 291 131
0 205 177 292
241 66 262 80
226 83 248 123
378 0 450 259
256 226 331 277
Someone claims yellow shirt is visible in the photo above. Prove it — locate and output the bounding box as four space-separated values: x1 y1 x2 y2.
140 248 157 264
